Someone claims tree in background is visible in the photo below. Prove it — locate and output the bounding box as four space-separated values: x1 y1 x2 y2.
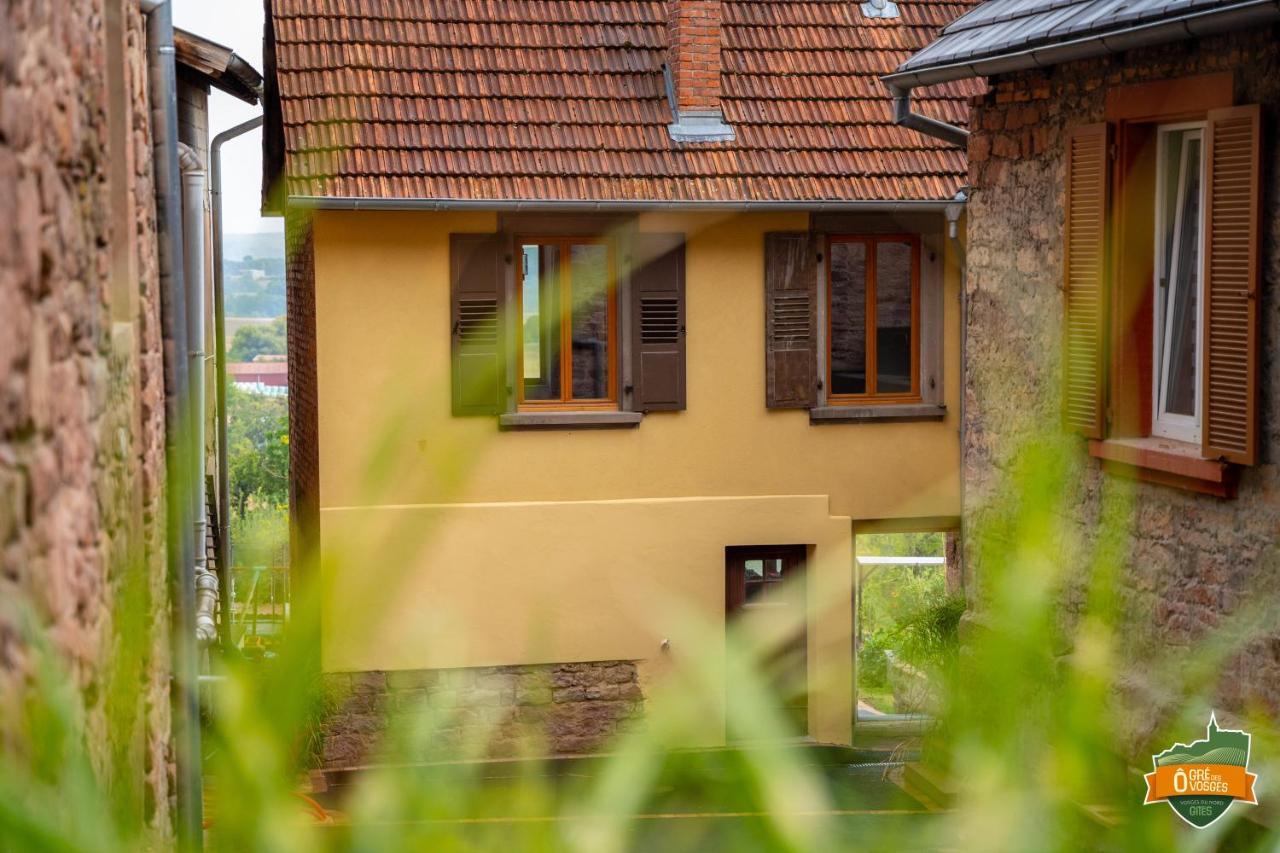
855 532 955 709
226 383 288 520
228 316 287 362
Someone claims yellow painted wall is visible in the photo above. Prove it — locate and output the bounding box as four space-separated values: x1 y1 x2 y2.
313 210 961 518
321 495 852 746
310 209 962 747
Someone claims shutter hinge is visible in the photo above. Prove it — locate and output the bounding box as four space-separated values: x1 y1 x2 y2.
1104 405 1113 427
1108 144 1118 161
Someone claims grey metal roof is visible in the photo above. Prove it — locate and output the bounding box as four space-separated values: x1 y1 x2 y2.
886 0 1280 86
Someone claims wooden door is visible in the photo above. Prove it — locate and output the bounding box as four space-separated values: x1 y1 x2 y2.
725 545 808 735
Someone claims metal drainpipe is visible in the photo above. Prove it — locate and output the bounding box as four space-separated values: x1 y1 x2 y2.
886 82 970 148
144 1 203 847
211 115 264 650
944 193 968 595
179 143 219 650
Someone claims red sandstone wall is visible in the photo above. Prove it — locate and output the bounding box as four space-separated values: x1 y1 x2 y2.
962 29 1280 748
0 0 172 834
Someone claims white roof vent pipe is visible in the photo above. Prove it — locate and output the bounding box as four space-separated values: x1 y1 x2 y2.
862 0 900 20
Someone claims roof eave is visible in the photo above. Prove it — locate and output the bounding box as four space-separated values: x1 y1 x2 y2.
174 27 264 105
285 196 966 213
884 0 1280 88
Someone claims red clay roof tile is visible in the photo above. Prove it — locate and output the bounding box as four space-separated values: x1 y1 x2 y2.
269 0 980 203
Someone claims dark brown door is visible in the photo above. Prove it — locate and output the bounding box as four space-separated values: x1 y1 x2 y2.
725 545 808 736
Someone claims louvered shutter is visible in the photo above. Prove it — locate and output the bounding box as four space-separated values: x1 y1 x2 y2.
1202 105 1262 465
1062 123 1111 438
764 232 818 409
630 233 686 411
450 233 505 415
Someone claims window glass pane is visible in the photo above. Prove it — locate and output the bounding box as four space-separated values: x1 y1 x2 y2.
1158 133 1184 279
1160 134 1202 418
764 558 783 581
570 243 610 399
744 559 765 603
875 240 914 394
829 241 867 395
521 243 561 400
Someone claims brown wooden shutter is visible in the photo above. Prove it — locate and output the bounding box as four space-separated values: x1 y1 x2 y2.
450 233 505 416
1202 105 1262 465
630 233 686 411
764 232 818 409
1062 123 1111 438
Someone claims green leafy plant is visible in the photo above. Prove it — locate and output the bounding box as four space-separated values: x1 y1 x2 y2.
893 594 964 676
4 409 1278 852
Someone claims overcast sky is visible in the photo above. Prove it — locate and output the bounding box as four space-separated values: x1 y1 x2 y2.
173 0 278 235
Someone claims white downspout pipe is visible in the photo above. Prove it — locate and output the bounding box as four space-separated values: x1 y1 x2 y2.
179 142 218 649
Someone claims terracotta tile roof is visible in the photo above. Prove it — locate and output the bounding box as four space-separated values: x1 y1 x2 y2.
267 0 980 203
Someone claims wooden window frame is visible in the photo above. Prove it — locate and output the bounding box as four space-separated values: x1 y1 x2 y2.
515 235 620 411
1150 121 1207 445
825 233 922 406
1086 73 1251 495
725 545 808 614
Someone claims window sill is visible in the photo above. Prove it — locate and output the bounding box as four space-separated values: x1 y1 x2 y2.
1087 437 1238 498
498 411 643 431
809 403 946 424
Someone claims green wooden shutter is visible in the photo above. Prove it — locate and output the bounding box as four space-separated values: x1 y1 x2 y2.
450 233 505 416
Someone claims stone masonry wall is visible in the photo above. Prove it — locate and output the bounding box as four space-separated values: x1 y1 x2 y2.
0 0 171 834
963 28 1280 748
285 210 317 580
322 661 645 767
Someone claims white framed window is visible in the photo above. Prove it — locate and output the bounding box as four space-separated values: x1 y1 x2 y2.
1151 123 1206 444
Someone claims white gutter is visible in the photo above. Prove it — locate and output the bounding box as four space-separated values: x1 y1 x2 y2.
211 116 264 651
288 197 960 213
884 0 1280 89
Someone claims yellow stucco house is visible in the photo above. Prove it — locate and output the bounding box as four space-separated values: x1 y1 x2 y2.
263 0 975 763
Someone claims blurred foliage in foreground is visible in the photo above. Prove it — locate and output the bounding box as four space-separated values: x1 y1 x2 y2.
0 431 1276 851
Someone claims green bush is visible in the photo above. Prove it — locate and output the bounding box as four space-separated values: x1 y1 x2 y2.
894 594 965 676
858 630 892 689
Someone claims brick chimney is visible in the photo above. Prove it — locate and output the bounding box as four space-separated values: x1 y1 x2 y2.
664 0 734 143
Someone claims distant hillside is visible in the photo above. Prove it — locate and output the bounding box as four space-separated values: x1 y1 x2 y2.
224 232 284 263
224 232 285 318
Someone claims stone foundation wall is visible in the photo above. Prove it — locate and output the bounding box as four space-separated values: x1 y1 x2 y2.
0 0 170 834
321 661 645 767
962 28 1280 748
